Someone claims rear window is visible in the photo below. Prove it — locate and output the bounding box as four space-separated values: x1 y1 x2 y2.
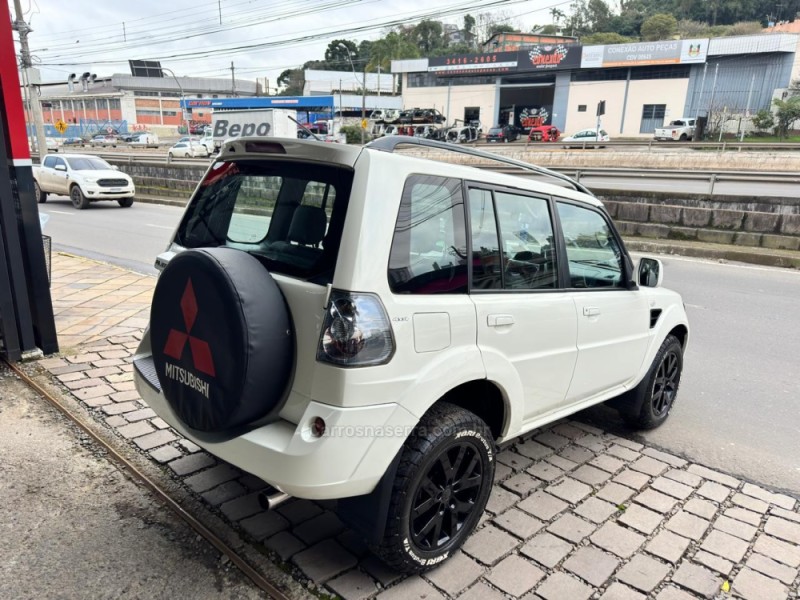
174 159 353 283
488 128 502 135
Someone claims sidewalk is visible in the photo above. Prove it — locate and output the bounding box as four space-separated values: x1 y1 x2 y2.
30 252 800 599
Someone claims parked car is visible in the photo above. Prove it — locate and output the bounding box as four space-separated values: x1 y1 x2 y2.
485 124 519 143
445 125 479 143
528 125 561 142
133 135 688 575
654 118 696 141
168 141 209 158
32 153 135 209
413 125 443 140
89 134 118 148
62 137 85 147
562 128 610 148
370 109 400 123
128 132 160 148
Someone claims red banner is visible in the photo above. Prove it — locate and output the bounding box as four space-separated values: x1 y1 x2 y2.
0 2 31 161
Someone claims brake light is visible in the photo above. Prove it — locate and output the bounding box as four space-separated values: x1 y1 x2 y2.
317 291 394 367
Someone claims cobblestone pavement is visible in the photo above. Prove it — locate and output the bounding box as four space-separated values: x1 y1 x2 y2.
32 254 800 599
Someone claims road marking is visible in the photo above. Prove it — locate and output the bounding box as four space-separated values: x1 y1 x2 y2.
46 210 73 215
146 224 174 230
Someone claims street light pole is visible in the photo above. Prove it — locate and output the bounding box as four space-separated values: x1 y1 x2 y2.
338 44 365 145
161 67 190 139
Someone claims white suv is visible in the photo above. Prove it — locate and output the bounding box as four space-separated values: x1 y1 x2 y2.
133 137 688 573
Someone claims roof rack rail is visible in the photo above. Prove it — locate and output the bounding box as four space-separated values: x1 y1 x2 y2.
365 136 594 197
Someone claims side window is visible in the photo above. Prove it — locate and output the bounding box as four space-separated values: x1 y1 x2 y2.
469 189 502 290
43 155 55 168
495 192 558 290
53 157 66 169
227 175 282 244
557 202 623 289
388 175 467 294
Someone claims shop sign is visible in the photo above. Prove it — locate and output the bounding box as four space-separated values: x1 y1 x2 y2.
581 38 708 68
428 51 518 75
517 44 582 71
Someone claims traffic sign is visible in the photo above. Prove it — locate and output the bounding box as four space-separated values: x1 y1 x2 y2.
54 119 67 134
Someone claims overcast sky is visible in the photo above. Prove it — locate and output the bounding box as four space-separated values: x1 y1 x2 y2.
11 0 572 89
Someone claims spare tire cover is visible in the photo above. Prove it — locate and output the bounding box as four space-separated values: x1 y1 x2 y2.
150 248 294 432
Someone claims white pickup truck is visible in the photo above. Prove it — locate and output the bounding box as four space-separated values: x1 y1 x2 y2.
654 118 696 141
32 154 135 209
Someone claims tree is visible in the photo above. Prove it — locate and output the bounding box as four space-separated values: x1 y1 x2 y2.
490 24 516 36
640 13 678 40
409 19 446 54
463 14 476 48
581 32 636 44
324 39 359 71
366 31 419 73
750 109 774 133
773 96 800 139
277 69 304 96
586 0 612 32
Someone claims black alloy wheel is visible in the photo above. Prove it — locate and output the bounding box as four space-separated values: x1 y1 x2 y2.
651 347 680 418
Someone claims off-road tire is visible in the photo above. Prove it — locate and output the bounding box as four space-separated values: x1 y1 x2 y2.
618 334 683 430
373 402 495 573
34 181 46 203
70 185 89 210
118 197 134 208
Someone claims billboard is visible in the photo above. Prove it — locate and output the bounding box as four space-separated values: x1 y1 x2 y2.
428 51 518 76
517 44 582 72
581 39 708 68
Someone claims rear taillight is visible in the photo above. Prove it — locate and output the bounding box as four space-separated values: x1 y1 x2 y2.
317 291 394 367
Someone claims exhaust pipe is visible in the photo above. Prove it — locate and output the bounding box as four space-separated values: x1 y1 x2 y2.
258 487 291 511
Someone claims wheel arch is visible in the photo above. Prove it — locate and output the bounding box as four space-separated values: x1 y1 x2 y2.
437 379 507 440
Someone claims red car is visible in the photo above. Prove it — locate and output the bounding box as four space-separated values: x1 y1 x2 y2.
528 125 561 142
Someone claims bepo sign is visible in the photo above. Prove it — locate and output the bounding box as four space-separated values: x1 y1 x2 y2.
213 119 272 138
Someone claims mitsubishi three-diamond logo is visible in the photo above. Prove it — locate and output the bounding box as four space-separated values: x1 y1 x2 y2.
163 279 216 376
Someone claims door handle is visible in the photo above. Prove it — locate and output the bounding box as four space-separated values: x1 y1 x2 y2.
488 314 515 327
583 306 600 317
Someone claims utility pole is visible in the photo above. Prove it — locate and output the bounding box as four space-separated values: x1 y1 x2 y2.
231 61 236 97
361 66 366 145
218 0 223 24
12 0 47 157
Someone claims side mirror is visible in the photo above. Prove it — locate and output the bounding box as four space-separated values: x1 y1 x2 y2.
111 165 119 171
54 164 66 172
638 257 664 288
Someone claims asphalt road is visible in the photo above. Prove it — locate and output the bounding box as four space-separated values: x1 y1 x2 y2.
40 200 800 494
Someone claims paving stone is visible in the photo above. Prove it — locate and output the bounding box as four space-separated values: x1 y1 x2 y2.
613 469 651 490
683 498 718 521
618 504 663 535
518 490 568 521
616 554 670 593
516 439 553 460
732 567 788 600
665 511 710 541
552 423 587 440
713 515 757 541
133 429 177 451
74 383 116 400
104 415 127 428
124 408 156 423
239 510 288 540
764 515 800 544
589 453 626 474
731 492 769 514
493 508 544 539
597 482 636 505
663 469 703 488
335 530 369 559
558 445 595 465
494 462 512 482
278 500 323 525
771 507 800 523
606 444 641 462
485 553 544 596
92 359 125 368
520 531 573 568
293 511 344 545
500 472 541 496
634 489 678 514
590 522 645 558
535 431 570 450
83 395 112 408
599 582 646 600
496 450 534 471
220 492 262 521
574 497 619 523
651 477 694 500
696 481 730 503
457 582 505 600
64 377 105 390
753 533 800 567
686 465 740 488
640 447 687 468
293 539 358 584
655 585 700 600
425 550 483 596
724 507 762 526
670 562 721 598
546 454 579 472
562 545 620 587
745 552 797 585
177 439 201 454
49 362 92 375
547 513 596 543
117 421 155 439
56 371 86 383
168 452 215 476
699 530 749 562
535 572 593 600
573 433 606 452
360 555 402 588
570 421 605 436
376 575 443 600
327 570 378 600
151 418 170 430
110 381 136 392
527 461 565 483
40 357 68 369
111 390 140 403
185 464 240 493
604 437 643 451
201 481 247 506
646 530 691 564
692 550 733 575
742 482 796 510
571 464 613 486
486 485 520 515
148 445 182 463
65 352 101 364
630 456 669 477
461 524 517 565
546 477 592 504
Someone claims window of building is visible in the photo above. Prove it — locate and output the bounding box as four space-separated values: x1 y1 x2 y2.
630 65 691 80
407 73 495 87
571 68 628 82
577 104 587 112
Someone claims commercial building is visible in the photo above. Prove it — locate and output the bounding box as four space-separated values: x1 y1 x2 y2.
392 33 800 137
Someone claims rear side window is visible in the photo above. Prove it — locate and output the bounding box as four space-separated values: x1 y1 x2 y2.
174 160 352 283
388 175 467 294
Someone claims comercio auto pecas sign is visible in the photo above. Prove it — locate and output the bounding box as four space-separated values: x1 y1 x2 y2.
581 38 708 68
